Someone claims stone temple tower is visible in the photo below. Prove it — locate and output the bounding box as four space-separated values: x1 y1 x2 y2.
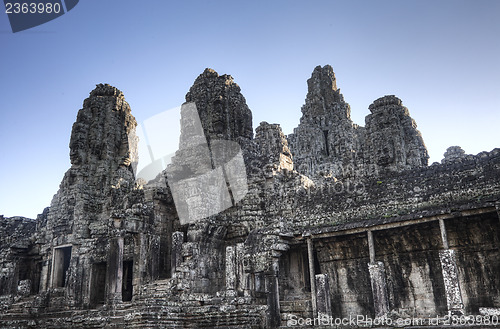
185 68 253 142
288 65 363 178
288 65 428 178
364 95 429 173
36 84 146 308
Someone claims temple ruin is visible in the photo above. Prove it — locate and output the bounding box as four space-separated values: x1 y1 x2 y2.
1 65 499 328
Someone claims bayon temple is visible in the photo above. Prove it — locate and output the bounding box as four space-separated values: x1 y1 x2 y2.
1 65 500 328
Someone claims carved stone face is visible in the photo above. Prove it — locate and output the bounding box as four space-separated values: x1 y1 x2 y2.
377 142 395 166
68 87 136 169
185 69 253 142
212 99 226 135
69 142 83 165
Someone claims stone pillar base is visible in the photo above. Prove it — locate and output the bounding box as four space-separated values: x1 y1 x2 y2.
368 261 389 317
439 249 464 315
315 274 332 318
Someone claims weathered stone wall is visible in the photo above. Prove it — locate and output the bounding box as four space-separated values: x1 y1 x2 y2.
290 147 500 227
0 216 37 297
446 213 500 314
315 234 374 318
374 221 447 318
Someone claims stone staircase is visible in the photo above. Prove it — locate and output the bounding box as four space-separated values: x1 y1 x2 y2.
280 298 313 327
133 278 265 328
0 295 35 319
0 279 266 328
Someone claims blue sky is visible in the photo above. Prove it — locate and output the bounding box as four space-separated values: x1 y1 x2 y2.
1 0 499 218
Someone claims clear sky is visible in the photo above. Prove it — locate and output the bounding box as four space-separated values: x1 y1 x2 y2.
1 0 499 219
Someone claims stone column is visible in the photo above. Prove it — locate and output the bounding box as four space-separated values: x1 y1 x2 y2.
236 243 250 296
438 218 464 315
368 262 389 317
315 274 332 318
171 231 184 277
39 259 49 292
439 218 449 249
266 258 281 328
439 250 464 314
367 230 376 264
307 237 318 318
367 230 389 317
226 245 237 296
81 257 92 308
106 236 124 304
135 233 147 286
66 254 82 308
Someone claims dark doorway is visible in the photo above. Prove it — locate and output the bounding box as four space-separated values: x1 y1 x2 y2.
122 260 133 302
323 130 330 156
53 246 72 287
31 261 42 294
279 247 311 298
90 262 106 307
